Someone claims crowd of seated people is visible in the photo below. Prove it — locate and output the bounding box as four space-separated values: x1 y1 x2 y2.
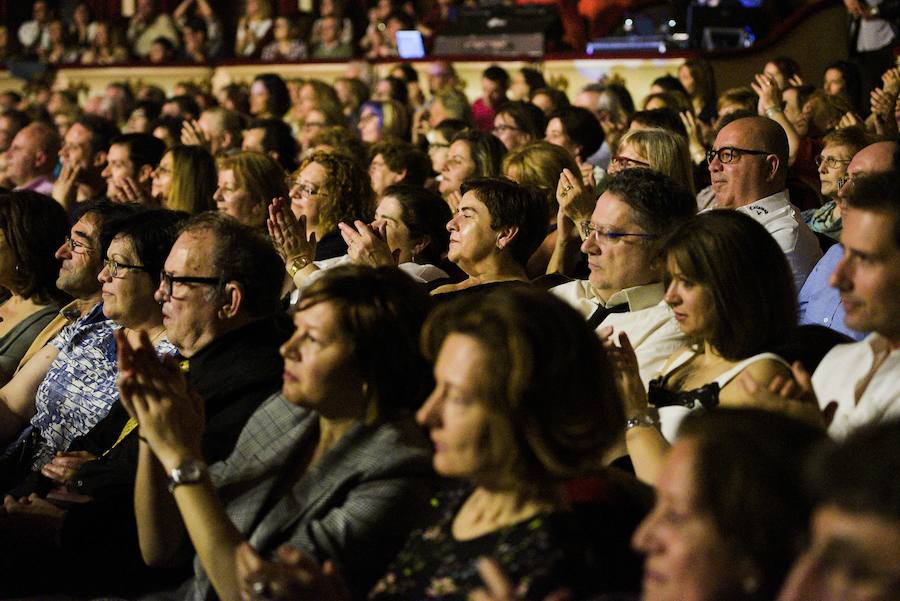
0 40 898 600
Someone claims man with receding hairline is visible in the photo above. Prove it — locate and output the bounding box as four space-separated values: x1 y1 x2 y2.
708 115 821 290
5 122 59 195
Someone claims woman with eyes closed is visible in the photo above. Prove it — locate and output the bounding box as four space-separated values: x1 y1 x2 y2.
214 151 287 230
605 211 816 485
268 151 375 293
287 184 454 290
431 177 547 298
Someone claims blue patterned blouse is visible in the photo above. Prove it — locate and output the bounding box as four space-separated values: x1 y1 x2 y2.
29 303 176 470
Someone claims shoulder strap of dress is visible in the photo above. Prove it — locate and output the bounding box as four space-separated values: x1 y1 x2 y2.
660 348 699 377
714 352 791 387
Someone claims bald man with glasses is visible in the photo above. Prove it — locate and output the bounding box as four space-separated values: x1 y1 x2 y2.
708 115 822 290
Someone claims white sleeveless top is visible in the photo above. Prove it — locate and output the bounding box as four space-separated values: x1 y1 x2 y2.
650 350 790 442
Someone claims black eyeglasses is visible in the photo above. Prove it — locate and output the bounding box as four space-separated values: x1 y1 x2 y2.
159 270 222 298
706 147 770 165
104 259 148 278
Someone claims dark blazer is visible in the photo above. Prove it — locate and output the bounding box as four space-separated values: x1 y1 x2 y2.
167 394 437 601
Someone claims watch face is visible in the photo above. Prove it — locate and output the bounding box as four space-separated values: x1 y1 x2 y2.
173 460 205 483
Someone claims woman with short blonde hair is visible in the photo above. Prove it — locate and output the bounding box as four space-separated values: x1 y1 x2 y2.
611 128 695 195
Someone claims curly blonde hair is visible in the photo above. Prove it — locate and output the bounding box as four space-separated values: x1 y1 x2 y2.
295 150 374 233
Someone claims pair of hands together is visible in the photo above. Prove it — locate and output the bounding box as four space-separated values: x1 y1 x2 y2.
266 197 399 271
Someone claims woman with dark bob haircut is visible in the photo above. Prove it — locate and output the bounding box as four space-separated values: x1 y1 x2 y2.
607 210 804 484
432 177 548 297
0 191 70 384
124 265 438 601
633 408 824 601
233 286 633 600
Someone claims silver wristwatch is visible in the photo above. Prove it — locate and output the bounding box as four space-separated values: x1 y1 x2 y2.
167 459 208 493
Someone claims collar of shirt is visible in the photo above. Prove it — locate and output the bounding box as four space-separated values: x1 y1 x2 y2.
587 281 666 311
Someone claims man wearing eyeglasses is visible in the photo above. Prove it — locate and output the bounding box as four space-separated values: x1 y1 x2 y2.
15 201 139 371
551 169 696 387
798 140 899 341
708 115 822 291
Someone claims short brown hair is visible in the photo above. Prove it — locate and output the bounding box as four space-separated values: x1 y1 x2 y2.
301 265 433 415
459 177 548 267
422 287 624 500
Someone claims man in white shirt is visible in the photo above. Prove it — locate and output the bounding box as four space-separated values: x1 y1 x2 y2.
550 169 696 386
708 115 822 290
810 171 900 440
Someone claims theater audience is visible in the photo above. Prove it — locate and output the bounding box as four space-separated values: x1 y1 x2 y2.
125 265 436 601
798 140 897 341
0 33 897 601
432 177 546 297
0 192 70 384
235 286 632 601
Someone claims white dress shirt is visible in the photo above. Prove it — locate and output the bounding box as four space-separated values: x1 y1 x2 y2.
550 280 686 388
736 190 822 292
813 333 900 440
